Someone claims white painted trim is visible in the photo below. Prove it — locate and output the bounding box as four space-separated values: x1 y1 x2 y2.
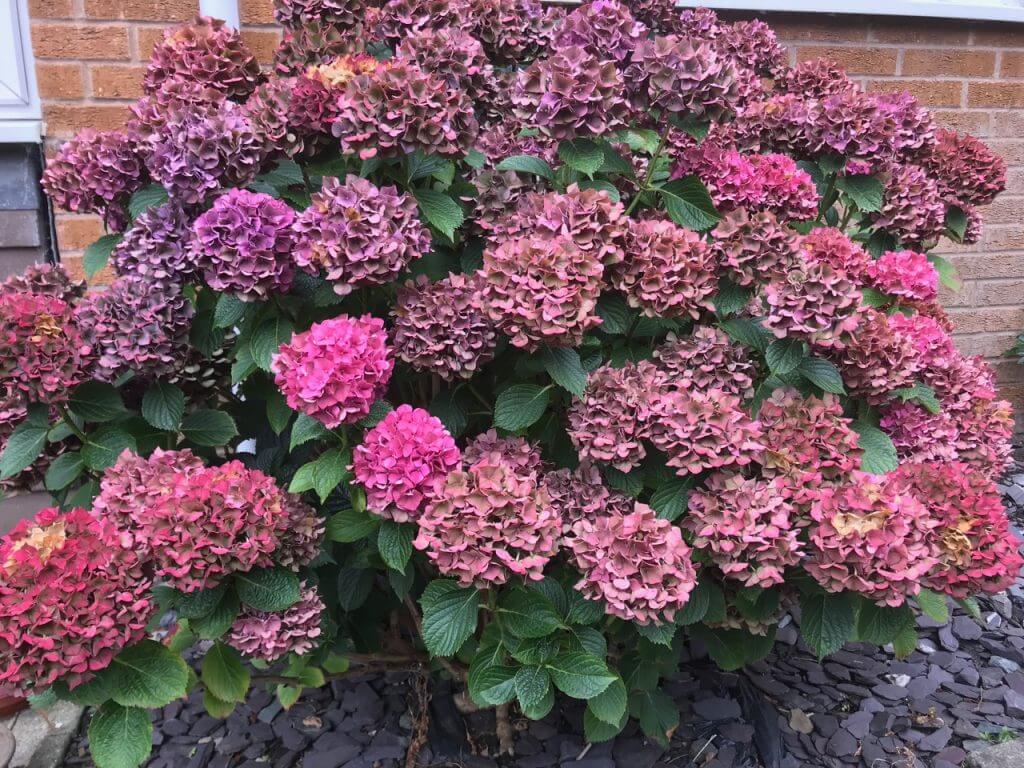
0 0 42 144
0 120 41 143
199 0 241 28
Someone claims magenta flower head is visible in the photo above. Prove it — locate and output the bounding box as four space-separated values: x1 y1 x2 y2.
274 0 366 29
228 582 326 662
414 444 561 587
809 90 898 173
807 471 939 607
1 263 83 304
395 27 495 102
542 462 613 538
687 473 804 588
611 217 716 319
294 175 431 297
512 46 627 141
41 129 144 232
750 154 819 221
143 15 262 100
780 57 856 99
867 250 939 302
758 388 860 481
799 226 871 282
75 274 194 383
671 139 761 213
719 19 786 76
571 501 697 625
553 0 647 62
872 163 946 247
893 461 1024 599
0 292 88 406
477 234 604 350
0 507 154 696
830 309 920 403
463 431 544 475
875 91 936 159
922 127 1007 206
392 273 497 381
352 405 461 523
272 314 393 429
111 202 198 288
654 326 759 400
192 189 297 300
710 208 801 287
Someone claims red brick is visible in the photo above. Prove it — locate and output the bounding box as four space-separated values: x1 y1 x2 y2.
968 82 1024 108
866 78 963 107
60 254 115 286
89 64 146 99
971 24 1024 47
240 28 282 63
770 14 870 42
35 63 84 99
84 0 195 19
240 0 276 25
950 330 1020 358
901 48 996 78
968 279 1024 306
28 0 74 18
795 46 897 75
946 306 1024 333
870 19 970 45
929 109 992 136
982 197 1024 226
991 111 1024 137
135 25 167 59
1001 52 1024 78
44 103 131 137
55 215 104 251
985 140 1024 166
31 23 131 60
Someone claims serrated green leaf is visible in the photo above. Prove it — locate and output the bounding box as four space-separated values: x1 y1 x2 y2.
521 684 555 720
650 478 689 521
378 522 414 571
88 702 152 768
765 338 805 375
629 689 678 748
636 622 676 647
142 381 185 431
860 287 894 308
0 406 48 480
499 588 562 639
236 567 301 612
546 652 615 699
429 390 468 437
891 382 941 414
514 666 552 708
798 357 846 394
325 507 380 543
358 399 394 428
558 139 604 176
250 316 294 372
928 254 962 292
494 384 549 431
916 588 949 624
853 421 898 474
496 154 554 180
596 294 633 335
44 451 84 491
414 188 464 240
203 690 236 719
588 676 627 726
336 567 374 610
720 317 770 352
714 278 753 317
176 583 228 620
108 640 189 708
800 590 856 659
856 601 914 646
658 176 720 231
420 580 481 657
289 448 349 502
201 642 250 703
69 381 125 423
128 184 169 220
566 590 605 626
213 293 247 329
290 412 329 450
84 234 122 279
82 426 136 471
266 390 292 435
605 466 643 497
837 174 884 212
689 624 750 670
181 409 238 447
192 590 240 640
468 662 517 708
584 707 627 743
541 347 587 396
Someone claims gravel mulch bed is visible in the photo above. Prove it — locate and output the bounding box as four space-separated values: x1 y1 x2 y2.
60 458 1024 768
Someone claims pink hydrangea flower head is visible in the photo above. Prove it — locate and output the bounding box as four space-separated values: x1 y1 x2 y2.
648 388 764 477
922 128 1007 206
272 314 393 429
467 168 546 238
273 0 365 29
762 252 862 348
41 130 144 231
0 292 88 406
880 400 960 466
627 0 687 33
512 46 628 140
395 27 495 102
414 446 560 587
392 273 497 381
960 203 984 245
568 361 666 471
729 93 818 155
468 0 562 63
887 312 957 369
893 461 1023 598
866 250 939 302
719 19 786 76
626 34 740 119
812 90 898 172
951 394 1014 481
276 493 326 570
687 473 804 588
872 164 946 247
228 582 325 662
75 275 194 383
571 501 697 625
875 91 936 159
653 326 759 399
671 139 761 213
780 57 857 99
463 430 544 475
710 208 802 287
243 77 309 159
806 471 939 607
830 309 921 403
0 507 154 695
799 227 871 282
553 0 647 62
495 185 628 267
143 15 261 100
1 263 83 304
294 175 431 297
542 462 612 538
111 202 198 288
332 58 479 159
273 19 367 75
611 217 716 319
352 405 461 522
759 388 861 480
750 154 819 221
477 234 604 350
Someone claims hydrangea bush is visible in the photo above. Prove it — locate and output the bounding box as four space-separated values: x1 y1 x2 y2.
1 1 1020 764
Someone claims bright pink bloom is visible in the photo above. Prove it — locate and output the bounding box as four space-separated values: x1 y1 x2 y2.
750 154 819 221
867 250 939 302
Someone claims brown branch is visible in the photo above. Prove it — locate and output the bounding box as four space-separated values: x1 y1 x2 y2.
404 672 431 768
495 703 515 756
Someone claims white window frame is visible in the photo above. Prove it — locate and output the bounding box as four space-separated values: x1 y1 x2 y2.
686 0 1024 23
0 0 42 144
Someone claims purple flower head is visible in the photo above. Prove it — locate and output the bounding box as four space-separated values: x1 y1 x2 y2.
111 202 198 288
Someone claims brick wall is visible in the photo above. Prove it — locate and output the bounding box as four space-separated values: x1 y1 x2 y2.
25 2 1024 411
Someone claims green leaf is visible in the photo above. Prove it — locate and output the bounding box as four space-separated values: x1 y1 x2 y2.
720 316 770 352
588 676 627 726
928 254 962 292
714 278 752 317
236 567 301 612
596 294 632 335
765 338 805 375
0 406 48 480
414 188 464 240
289 448 349 502
378 522 414 571
108 640 189 708
509 636 560 666
650 478 689 521
800 590 856 659
605 466 642 497
958 596 982 621
88 702 152 768
520 684 555 720
128 184 169 220
494 384 550 431
798 357 846 395
82 427 136 471
558 139 604 176
629 689 678 748
358 399 394 429
336 567 374 610
578 179 621 202
201 642 250 703
944 205 968 242
636 622 677 647
853 421 898 474
290 412 329 450
250 316 294 372
203 690 236 719
566 591 605 626
142 381 185 431
860 287 894 308
69 381 125 423
496 154 554 180
499 588 562 639
419 580 481 657
836 174 884 212
546 652 615 699
177 583 228 620
514 666 552 708
192 591 241 640
429 390 468 437
675 580 712 626
916 588 949 624
857 602 914 646
325 507 380 543
893 622 918 659
44 451 84 491
891 382 941 414
468 662 517 707
658 176 720 231
181 409 238 447
689 625 749 670
84 234 121 279
266 390 292 435
213 293 247 329
584 707 627 743
541 347 587 396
